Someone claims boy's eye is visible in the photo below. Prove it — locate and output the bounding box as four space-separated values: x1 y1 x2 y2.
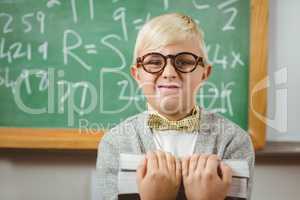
175 59 195 67
144 59 163 66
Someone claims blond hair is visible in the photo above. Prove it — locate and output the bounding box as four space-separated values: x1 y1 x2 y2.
133 13 208 65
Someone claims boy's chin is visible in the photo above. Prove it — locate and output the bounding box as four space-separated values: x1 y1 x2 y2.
156 100 182 114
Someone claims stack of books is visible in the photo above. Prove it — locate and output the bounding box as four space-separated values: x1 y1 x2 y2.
118 153 249 200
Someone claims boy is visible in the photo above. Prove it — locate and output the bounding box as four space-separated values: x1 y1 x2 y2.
96 13 254 200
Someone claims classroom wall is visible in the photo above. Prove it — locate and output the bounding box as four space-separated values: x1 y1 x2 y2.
267 0 300 141
0 150 95 200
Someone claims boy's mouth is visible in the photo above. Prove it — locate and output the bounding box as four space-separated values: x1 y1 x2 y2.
156 84 181 94
157 85 180 89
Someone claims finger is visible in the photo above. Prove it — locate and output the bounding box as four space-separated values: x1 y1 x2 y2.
181 156 190 178
196 154 208 172
156 150 167 170
189 154 199 173
136 156 147 183
165 152 176 174
205 154 220 174
175 157 182 183
146 151 158 172
220 162 232 185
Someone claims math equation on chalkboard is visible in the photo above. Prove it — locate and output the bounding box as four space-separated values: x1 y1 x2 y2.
0 0 250 131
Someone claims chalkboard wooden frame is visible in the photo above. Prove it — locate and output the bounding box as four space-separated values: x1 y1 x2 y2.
256 142 300 157
0 0 269 151
248 0 268 150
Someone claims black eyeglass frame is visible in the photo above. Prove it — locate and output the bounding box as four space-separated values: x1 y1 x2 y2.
136 52 206 74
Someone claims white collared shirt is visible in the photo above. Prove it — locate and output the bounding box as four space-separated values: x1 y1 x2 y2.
152 130 198 158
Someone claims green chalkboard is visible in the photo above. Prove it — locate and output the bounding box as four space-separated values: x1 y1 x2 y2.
0 0 250 130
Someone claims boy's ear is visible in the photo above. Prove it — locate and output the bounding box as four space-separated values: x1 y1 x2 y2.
130 65 140 83
201 65 212 80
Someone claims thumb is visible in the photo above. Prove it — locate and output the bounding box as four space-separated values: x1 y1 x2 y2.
136 156 147 183
219 162 232 185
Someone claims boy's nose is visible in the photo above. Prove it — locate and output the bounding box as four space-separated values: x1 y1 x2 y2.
161 60 178 79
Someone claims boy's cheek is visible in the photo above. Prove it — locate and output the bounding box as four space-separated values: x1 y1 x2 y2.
140 70 157 81
137 77 157 91
141 85 156 98
187 78 204 91
138 78 156 89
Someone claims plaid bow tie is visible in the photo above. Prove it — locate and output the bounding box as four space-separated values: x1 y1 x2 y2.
147 107 201 132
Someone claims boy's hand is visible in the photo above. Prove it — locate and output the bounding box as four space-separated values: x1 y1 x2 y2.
136 151 182 200
182 154 232 200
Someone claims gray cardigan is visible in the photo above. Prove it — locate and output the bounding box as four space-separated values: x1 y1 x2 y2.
96 108 255 200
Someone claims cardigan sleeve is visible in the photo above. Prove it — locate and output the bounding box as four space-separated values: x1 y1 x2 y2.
96 131 120 200
223 128 255 200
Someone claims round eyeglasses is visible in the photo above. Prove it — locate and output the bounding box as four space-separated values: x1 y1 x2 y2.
136 52 205 74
